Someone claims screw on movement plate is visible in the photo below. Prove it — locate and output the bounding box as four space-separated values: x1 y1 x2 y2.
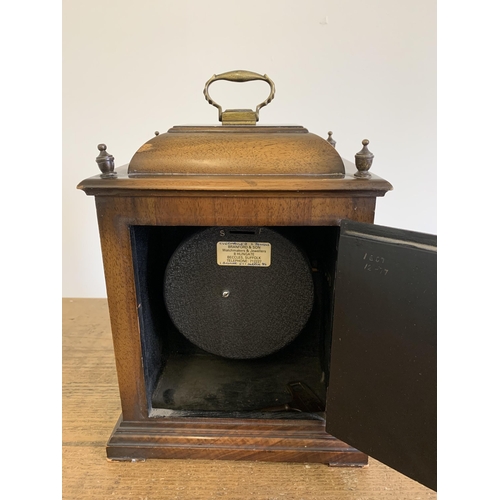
222 290 230 298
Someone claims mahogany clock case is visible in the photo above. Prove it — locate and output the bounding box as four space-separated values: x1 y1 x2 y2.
77 70 436 492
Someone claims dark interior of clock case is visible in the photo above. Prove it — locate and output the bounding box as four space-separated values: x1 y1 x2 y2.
130 225 339 419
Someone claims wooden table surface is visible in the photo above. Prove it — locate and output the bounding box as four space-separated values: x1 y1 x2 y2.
62 298 436 500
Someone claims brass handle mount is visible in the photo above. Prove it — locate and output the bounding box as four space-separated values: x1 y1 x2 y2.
203 70 275 125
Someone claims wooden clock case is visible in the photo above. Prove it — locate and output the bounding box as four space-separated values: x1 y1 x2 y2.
77 71 436 491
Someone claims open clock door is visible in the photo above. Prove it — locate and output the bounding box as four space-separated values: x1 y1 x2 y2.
325 220 437 491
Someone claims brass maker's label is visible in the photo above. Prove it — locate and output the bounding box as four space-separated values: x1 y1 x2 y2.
217 241 271 267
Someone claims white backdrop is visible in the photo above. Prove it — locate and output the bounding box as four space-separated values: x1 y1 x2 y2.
62 0 436 298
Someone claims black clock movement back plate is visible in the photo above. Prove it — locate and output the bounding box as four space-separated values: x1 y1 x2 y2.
164 227 314 359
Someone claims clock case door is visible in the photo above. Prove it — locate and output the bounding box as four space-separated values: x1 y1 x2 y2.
325 220 437 491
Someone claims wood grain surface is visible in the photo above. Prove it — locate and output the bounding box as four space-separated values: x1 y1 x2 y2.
127 126 345 176
62 298 436 499
78 163 393 196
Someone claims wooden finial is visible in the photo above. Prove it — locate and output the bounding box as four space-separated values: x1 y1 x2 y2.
354 139 374 178
327 131 336 149
95 143 116 178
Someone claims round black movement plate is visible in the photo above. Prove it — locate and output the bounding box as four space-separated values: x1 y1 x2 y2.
164 227 314 359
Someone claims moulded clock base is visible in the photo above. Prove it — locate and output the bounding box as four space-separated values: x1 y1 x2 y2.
106 415 368 466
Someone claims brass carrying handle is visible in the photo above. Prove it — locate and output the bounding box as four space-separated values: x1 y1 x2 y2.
203 70 275 125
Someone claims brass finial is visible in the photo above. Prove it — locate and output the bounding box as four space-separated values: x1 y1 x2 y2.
327 131 336 149
154 131 160 136
95 144 116 178
354 139 374 179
